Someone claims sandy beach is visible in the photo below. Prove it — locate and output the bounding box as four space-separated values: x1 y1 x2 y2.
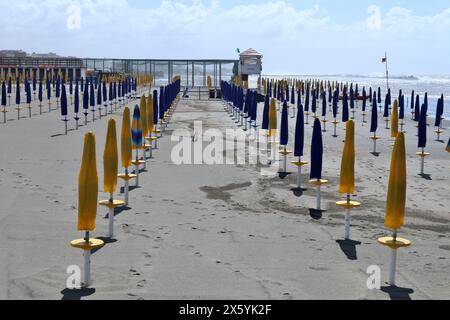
0 89 449 300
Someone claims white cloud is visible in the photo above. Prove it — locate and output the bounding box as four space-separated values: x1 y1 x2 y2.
0 0 449 74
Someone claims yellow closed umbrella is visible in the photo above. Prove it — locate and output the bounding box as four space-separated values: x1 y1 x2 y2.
72 131 104 288
103 118 118 194
118 107 136 206
378 132 411 286
140 95 148 139
100 118 124 238
77 132 98 232
121 107 132 169
336 120 360 240
339 120 355 194
385 132 407 230
147 94 154 135
391 99 399 138
268 98 277 138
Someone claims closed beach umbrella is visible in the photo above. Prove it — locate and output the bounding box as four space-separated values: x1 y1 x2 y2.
83 83 89 115
305 87 310 113
383 95 390 118
435 96 443 127
1 81 6 106
132 105 143 149
377 87 381 104
77 132 98 231
399 94 405 120
294 103 305 157
280 101 289 146
90 82 95 108
46 79 51 100
370 95 378 133
159 87 165 120
342 91 349 123
310 119 323 180
38 81 43 102
418 104 427 149
140 95 148 140
391 100 399 138
147 94 154 134
339 120 355 194
61 84 68 117
121 107 132 169
321 92 327 117
362 87 367 112
332 90 338 119
414 95 420 121
74 84 80 115
153 90 159 126
311 90 317 115
97 81 102 106
103 119 119 194
15 77 20 105
268 98 277 137
261 94 270 130
410 90 415 110
384 132 406 230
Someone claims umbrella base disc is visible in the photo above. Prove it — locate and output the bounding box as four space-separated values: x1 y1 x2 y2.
309 179 329 187
369 136 381 141
291 161 308 167
118 173 137 181
336 200 361 209
131 160 146 166
378 237 411 249
71 238 104 251
99 199 125 209
416 152 431 158
279 150 293 156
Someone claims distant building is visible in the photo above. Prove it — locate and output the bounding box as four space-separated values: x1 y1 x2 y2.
0 50 86 81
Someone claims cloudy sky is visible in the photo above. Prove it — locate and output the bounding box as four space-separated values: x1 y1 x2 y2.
0 0 449 75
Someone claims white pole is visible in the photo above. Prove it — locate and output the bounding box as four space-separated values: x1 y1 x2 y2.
108 192 114 238
83 249 91 288
389 248 397 286
345 210 351 240
316 185 321 211
420 156 425 175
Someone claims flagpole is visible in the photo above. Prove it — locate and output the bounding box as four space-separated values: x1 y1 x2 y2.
384 52 390 91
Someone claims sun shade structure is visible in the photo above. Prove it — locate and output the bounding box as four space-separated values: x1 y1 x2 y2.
118 107 136 206
378 132 411 286
336 120 360 240
310 118 328 211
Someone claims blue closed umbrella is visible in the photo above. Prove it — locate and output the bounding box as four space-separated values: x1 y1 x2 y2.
261 95 270 130
1 81 6 106
414 95 420 121
311 89 317 115
38 81 43 103
332 90 338 119
399 94 405 120
74 84 80 115
383 94 390 118
321 91 327 117
418 104 427 149
83 81 89 119
342 91 349 123
370 93 378 133
280 101 289 146
294 103 305 157
304 87 310 113
132 105 143 147
290 85 295 105
61 84 68 117
15 77 20 106
159 87 165 120
153 90 159 126
310 119 323 180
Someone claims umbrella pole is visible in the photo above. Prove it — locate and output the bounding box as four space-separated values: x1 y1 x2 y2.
420 148 425 175
17 104 20 120
135 150 140 187
28 104 31 118
333 118 338 137
296 157 303 190
83 231 91 288
389 230 398 286
92 110 95 122
344 194 351 240
48 100 51 112
108 192 114 238
305 112 309 125
39 102 42 115
124 168 130 206
3 106 6 123
76 117 79 130
373 133 377 154
316 184 321 211
84 114 87 126
64 117 68 135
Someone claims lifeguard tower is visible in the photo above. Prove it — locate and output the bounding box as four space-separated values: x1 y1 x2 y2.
238 48 263 90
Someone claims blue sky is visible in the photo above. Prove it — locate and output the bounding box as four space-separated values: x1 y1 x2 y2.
1 0 449 75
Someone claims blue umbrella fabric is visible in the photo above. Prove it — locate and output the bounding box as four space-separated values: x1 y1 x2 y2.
370 95 378 133
261 94 270 130
418 104 427 149
294 102 305 157
310 119 323 180
280 101 289 146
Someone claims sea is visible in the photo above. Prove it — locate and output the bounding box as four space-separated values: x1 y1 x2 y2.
260 75 450 120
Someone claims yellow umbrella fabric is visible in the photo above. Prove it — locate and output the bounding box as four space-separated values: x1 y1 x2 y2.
140 95 148 139
103 119 118 194
77 132 98 231
339 120 355 194
391 99 399 138
268 98 278 137
121 107 132 168
385 132 407 230
147 94 154 135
